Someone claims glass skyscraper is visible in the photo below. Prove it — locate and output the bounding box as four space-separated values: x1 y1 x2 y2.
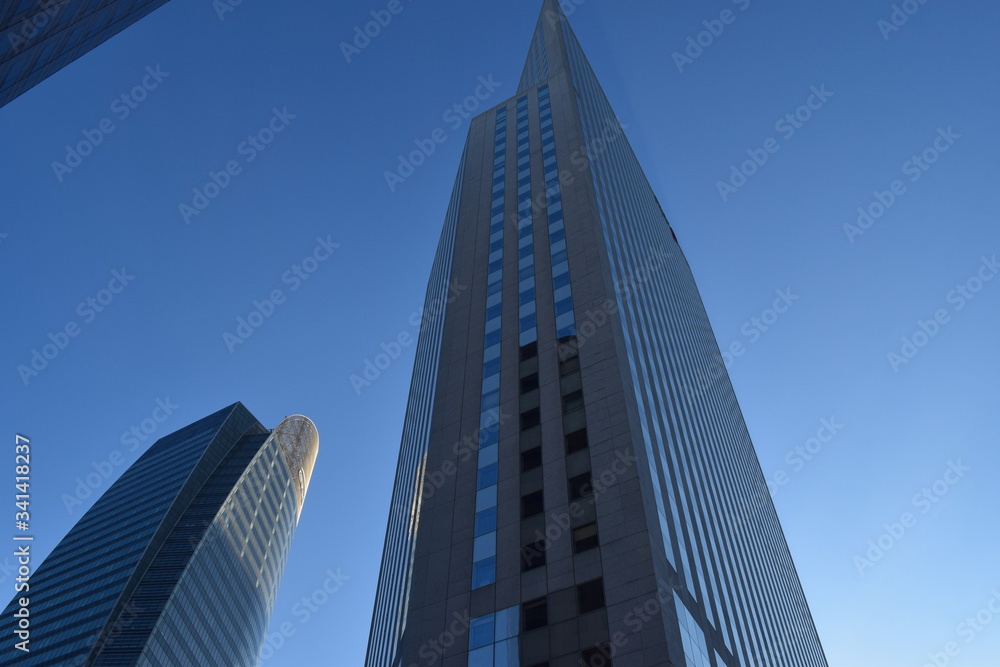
0 402 319 666
366 2 827 665
0 0 173 108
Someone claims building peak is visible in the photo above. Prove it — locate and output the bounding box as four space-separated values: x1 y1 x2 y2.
518 0 572 93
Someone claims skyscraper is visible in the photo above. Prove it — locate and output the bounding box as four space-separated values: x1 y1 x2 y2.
0 0 173 108
0 402 318 666
366 2 827 666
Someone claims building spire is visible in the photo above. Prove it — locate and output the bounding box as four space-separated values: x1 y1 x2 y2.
518 0 573 93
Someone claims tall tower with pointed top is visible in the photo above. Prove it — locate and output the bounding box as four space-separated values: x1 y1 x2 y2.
366 3 828 666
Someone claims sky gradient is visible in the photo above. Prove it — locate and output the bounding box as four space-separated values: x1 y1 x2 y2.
2 1 998 665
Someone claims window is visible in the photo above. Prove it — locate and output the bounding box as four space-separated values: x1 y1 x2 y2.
523 597 548 631
559 355 581 376
475 507 497 536
565 428 589 453
470 614 495 650
573 523 600 553
558 335 578 350
521 490 544 518
472 558 496 589
477 463 498 490
557 338 577 361
520 372 539 394
520 341 538 361
521 447 542 472
568 472 593 501
521 539 547 571
581 644 612 667
562 389 584 413
577 578 606 613
520 408 541 430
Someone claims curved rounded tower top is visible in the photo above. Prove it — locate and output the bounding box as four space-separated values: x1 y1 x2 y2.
0 403 322 667
271 414 320 522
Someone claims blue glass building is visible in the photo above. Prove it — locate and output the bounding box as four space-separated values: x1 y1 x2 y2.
366 2 828 665
0 0 173 108
0 402 319 666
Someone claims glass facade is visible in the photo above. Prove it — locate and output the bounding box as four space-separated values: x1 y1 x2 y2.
367 1 827 666
553 7 828 665
0 403 318 666
0 0 173 108
468 606 520 667
364 145 468 666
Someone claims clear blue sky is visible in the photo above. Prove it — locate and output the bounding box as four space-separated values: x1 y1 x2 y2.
2 1 998 665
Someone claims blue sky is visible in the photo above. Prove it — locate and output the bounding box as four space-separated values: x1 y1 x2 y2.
2 0 998 665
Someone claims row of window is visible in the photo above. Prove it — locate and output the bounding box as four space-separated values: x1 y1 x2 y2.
471 106 510 591
523 578 607 630
515 96 539 346
519 25 549 93
468 86 612 665
518 87 609 665
538 84 577 339
468 605 520 667
522 580 611 666
520 520 599 572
